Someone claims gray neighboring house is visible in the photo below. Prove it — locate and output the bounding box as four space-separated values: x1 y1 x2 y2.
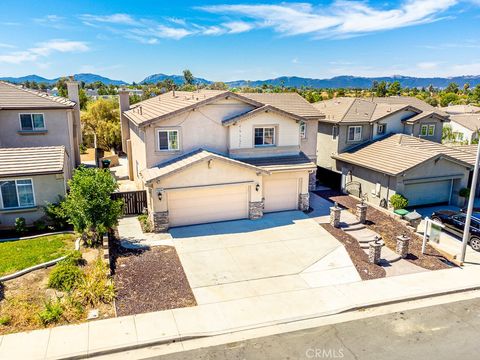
0 81 81 228
312 96 477 208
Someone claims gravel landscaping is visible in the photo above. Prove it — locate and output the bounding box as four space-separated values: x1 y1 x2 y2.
111 242 196 317
316 190 452 271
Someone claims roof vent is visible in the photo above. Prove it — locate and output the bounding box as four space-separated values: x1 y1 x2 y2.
138 106 143 115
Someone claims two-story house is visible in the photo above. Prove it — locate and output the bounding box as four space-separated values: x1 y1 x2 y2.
119 90 322 231
313 96 474 208
0 80 81 228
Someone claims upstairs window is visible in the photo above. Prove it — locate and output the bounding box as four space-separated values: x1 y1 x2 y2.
332 126 338 140
347 126 362 142
157 129 179 151
299 121 307 139
377 124 386 135
19 114 45 131
420 124 435 137
0 179 35 209
254 127 275 146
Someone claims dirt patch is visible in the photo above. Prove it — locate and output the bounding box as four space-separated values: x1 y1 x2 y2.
321 224 386 280
316 190 451 271
112 242 196 317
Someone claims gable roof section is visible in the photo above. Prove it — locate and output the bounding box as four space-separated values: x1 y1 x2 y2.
440 104 480 114
222 104 304 126
0 146 65 177
141 148 269 184
449 114 480 131
241 152 316 171
403 111 449 124
332 134 473 176
0 81 75 109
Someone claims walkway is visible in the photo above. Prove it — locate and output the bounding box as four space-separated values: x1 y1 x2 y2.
117 216 173 249
2 266 479 360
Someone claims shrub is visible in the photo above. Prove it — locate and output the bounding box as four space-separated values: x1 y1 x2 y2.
0 296 41 329
43 198 69 230
74 257 115 306
14 217 27 234
48 263 83 292
459 188 470 198
60 250 83 266
0 315 11 326
138 214 153 233
33 219 47 231
38 299 63 325
389 194 409 210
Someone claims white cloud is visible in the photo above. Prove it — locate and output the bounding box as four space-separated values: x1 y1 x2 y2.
199 0 459 38
80 13 138 26
0 43 15 49
0 39 89 64
222 21 254 34
34 14 65 28
417 62 439 69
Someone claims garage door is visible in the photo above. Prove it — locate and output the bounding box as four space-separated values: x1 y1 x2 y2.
167 185 249 227
403 180 451 207
264 178 298 213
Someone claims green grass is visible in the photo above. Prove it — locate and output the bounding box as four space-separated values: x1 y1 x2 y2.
0 234 76 277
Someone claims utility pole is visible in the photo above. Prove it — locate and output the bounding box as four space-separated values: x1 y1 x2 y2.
460 143 480 262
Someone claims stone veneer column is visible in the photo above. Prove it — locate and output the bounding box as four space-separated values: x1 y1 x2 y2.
368 240 383 264
356 203 368 224
396 234 410 258
298 193 310 211
330 203 341 228
151 211 169 232
308 171 317 191
249 201 264 220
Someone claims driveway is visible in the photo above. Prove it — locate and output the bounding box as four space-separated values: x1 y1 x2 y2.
170 210 361 305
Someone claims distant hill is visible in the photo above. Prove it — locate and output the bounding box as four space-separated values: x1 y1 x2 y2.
0 73 126 85
140 73 211 85
2 73 480 89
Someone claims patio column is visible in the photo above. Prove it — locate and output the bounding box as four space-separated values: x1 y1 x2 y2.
396 234 410 258
330 202 341 228
368 237 383 264
356 202 368 224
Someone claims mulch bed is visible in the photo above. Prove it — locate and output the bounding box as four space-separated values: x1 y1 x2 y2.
111 241 197 317
316 190 452 271
321 223 386 280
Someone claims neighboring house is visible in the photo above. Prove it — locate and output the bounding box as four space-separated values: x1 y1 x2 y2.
0 80 81 228
448 114 480 144
119 90 322 231
332 134 474 208
311 96 477 208
440 104 480 115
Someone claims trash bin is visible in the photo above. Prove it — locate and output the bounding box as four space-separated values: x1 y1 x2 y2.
101 159 111 169
404 210 422 231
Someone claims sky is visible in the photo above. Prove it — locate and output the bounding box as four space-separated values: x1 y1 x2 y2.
0 0 480 83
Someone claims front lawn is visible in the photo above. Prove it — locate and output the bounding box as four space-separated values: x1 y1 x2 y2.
0 234 76 277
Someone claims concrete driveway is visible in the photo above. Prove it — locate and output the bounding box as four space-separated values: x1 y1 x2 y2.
170 211 361 305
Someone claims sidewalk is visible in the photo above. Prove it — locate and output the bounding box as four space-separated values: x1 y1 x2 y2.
1 266 480 359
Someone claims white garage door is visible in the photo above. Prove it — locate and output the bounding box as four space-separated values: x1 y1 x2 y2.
167 185 248 227
403 180 451 207
264 178 298 213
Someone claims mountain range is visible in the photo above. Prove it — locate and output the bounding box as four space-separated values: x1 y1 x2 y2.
1 73 480 89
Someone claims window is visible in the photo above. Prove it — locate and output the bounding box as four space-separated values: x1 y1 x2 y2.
19 114 45 131
254 127 275 146
428 124 435 136
420 125 428 136
332 126 338 140
347 126 362 142
420 124 435 137
377 124 386 135
299 121 307 139
157 129 179 151
0 179 35 209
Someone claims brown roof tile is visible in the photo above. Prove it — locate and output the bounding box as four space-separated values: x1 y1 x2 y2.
0 81 75 109
0 146 65 177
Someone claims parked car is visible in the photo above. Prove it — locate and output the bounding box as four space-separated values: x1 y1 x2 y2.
431 210 480 251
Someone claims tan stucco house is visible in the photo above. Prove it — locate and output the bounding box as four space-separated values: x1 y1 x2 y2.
0 81 81 228
313 96 477 208
119 90 322 230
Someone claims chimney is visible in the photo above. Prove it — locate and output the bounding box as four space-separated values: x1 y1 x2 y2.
118 89 131 152
66 77 82 166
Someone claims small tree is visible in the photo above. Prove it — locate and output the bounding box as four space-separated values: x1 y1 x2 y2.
389 194 409 210
183 69 195 85
81 98 121 151
62 167 123 246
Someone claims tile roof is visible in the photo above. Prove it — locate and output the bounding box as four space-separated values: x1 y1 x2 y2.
0 81 75 109
440 104 480 114
0 146 65 177
241 152 316 171
222 104 304 126
141 148 269 184
124 90 323 126
333 134 473 176
449 114 480 131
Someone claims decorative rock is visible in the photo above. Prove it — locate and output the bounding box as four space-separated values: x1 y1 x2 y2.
249 201 264 220
356 203 368 224
298 193 310 211
309 171 317 191
368 237 383 264
151 211 169 232
396 234 410 258
87 309 99 320
330 203 342 228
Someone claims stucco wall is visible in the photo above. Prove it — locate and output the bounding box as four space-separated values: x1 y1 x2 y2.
0 173 66 228
300 119 318 162
372 110 416 140
0 109 76 171
316 122 338 170
405 116 444 143
129 123 147 186
450 121 476 144
337 123 372 153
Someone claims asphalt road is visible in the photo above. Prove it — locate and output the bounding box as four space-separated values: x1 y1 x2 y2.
151 298 480 360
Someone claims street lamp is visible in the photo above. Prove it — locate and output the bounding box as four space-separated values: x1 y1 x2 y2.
460 142 480 263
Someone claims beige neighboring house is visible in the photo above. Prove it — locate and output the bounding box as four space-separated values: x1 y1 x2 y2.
440 104 480 115
119 90 322 231
0 81 81 228
448 114 480 144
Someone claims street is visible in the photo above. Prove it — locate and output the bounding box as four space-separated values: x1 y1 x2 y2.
151 297 480 360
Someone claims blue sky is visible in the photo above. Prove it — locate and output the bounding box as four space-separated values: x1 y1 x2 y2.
1 0 480 82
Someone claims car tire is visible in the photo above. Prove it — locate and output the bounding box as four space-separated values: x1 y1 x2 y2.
470 237 480 252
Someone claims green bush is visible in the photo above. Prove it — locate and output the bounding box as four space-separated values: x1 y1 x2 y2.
74 257 115 306
0 315 11 326
138 214 153 233
389 194 409 210
33 219 47 231
60 250 83 266
48 263 83 292
459 188 470 198
43 198 69 230
38 299 63 325
14 217 27 234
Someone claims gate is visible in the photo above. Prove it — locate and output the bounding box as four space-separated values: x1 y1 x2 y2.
111 190 147 215
344 181 362 198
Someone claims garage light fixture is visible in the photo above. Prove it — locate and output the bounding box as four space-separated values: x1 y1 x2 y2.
256 183 260 192
157 190 163 201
